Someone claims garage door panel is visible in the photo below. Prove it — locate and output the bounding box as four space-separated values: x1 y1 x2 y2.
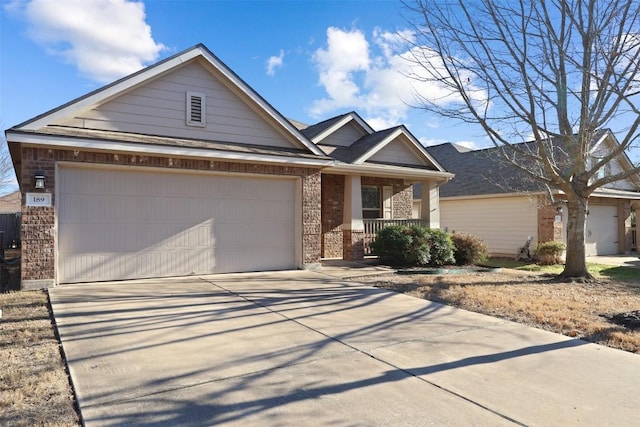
585 205 618 256
58 167 297 283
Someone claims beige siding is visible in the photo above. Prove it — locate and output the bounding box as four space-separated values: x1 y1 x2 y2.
591 142 638 191
368 141 425 166
440 196 538 256
608 158 636 191
60 60 298 149
321 123 367 146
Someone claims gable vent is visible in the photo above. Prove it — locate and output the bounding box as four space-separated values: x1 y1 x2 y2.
186 91 206 127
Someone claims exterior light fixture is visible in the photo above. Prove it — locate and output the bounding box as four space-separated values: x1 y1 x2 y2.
34 171 46 189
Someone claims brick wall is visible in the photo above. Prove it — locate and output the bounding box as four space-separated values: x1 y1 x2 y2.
321 174 344 258
537 199 563 244
19 146 322 286
21 206 55 282
343 230 364 261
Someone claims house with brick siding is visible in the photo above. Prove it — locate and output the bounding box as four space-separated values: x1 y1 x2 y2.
5 44 452 289
415 135 640 257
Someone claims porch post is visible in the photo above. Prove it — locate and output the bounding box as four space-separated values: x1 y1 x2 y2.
420 181 440 229
343 175 365 260
629 201 640 252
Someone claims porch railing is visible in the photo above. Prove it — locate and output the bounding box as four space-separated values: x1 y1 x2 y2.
363 219 429 256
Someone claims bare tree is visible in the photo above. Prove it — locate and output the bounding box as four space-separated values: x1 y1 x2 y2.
0 138 17 197
403 0 640 279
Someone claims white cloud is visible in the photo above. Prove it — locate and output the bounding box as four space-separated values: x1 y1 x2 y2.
15 0 165 83
309 27 489 131
266 49 284 76
310 27 370 115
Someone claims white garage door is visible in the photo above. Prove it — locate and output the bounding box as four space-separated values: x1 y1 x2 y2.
58 166 298 283
586 205 619 256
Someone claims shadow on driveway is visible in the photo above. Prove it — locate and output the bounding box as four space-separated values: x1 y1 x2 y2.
49 271 640 426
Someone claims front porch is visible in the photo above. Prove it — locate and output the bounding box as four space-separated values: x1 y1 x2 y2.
320 173 441 261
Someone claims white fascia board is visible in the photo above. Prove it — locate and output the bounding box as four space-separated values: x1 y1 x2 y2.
441 188 640 201
325 162 454 181
592 188 640 200
439 192 547 201
589 130 610 154
197 50 325 156
21 49 202 131
8 132 333 167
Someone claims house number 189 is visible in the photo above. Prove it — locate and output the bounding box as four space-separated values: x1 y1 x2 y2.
26 193 52 207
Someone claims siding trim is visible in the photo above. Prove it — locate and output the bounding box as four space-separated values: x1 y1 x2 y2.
9 135 333 167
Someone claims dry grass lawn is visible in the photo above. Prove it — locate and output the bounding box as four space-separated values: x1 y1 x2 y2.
354 267 640 353
0 290 79 427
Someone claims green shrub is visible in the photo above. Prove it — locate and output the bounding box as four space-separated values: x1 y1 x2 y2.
405 225 432 266
427 229 456 266
451 233 488 265
371 225 431 266
535 241 566 265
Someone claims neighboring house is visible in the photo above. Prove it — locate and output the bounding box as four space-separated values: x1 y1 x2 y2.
5 44 452 289
0 191 20 213
416 133 640 257
0 191 21 248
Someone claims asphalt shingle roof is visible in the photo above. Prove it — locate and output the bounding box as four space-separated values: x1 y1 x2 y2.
423 129 625 198
21 126 331 160
299 113 352 140
425 143 550 197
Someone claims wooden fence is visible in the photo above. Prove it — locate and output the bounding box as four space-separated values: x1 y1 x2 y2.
0 213 21 248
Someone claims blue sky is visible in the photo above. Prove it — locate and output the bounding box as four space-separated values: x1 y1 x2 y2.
0 0 488 150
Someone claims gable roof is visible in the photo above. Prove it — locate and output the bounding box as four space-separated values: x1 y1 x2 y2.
8 44 325 157
350 125 443 170
6 42 453 184
300 112 448 173
299 112 452 181
300 112 373 143
426 130 640 198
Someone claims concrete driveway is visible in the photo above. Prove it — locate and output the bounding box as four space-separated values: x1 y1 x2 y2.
50 270 640 426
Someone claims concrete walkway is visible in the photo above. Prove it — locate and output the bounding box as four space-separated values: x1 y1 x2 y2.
50 270 640 426
587 254 640 269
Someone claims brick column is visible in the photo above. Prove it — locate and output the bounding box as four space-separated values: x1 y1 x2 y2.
302 171 322 268
343 175 364 260
21 147 56 289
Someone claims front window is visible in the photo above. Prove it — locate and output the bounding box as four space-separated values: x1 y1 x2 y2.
362 185 381 219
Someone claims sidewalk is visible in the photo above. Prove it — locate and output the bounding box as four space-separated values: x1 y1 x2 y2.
587 254 640 269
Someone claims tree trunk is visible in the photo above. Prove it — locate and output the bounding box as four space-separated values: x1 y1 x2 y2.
561 197 593 279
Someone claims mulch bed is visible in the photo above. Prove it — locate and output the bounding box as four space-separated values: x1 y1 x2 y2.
603 311 640 330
